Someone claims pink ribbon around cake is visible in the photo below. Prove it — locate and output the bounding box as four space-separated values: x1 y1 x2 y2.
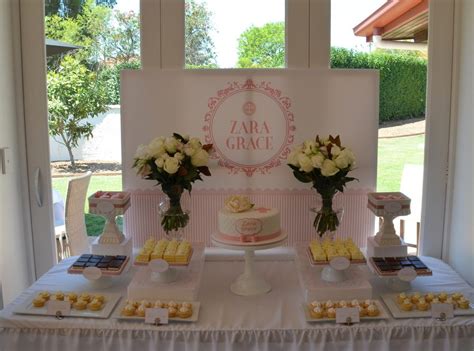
216 231 281 243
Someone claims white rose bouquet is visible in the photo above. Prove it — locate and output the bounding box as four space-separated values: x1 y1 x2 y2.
288 135 357 237
133 133 213 234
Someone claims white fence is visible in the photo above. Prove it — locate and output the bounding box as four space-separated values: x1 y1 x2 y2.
49 105 122 162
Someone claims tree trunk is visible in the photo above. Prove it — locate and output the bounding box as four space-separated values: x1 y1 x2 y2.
60 132 76 169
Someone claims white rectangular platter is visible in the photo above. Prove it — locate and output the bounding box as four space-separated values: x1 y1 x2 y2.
303 300 390 323
13 292 122 319
381 293 474 319
113 300 200 323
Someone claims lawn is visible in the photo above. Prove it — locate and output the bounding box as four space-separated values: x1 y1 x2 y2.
377 134 425 192
52 134 425 235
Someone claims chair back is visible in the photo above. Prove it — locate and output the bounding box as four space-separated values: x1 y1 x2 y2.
65 172 92 256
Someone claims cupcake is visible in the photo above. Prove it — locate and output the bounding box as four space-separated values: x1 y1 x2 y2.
181 302 192 309
416 298 429 311
438 292 448 302
38 291 50 301
325 300 334 309
310 301 322 309
351 299 360 308
397 293 407 304
88 299 103 311
32 297 46 308
125 300 139 308
66 293 77 303
73 299 88 310
309 306 324 319
121 304 136 316
338 300 348 308
457 297 470 309
400 298 413 311
79 293 91 303
154 300 165 308
326 307 336 319
358 306 367 317
425 293 435 303
177 306 193 318
168 306 177 318
136 304 146 317
451 293 463 301
53 292 65 301
363 299 373 308
168 301 179 309
92 294 105 303
367 304 379 317
411 292 421 304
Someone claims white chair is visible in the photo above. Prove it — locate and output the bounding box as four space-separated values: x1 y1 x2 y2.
61 172 95 257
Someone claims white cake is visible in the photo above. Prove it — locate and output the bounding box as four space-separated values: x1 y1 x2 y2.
216 206 281 244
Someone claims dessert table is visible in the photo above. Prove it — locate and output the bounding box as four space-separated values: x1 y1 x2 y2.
1 249 473 351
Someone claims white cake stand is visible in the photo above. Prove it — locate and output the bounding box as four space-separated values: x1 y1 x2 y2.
211 233 287 296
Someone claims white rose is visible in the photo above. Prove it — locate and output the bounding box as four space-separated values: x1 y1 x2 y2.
298 154 314 173
184 145 197 157
155 156 166 168
335 149 355 170
303 140 317 155
311 153 325 169
174 152 184 161
321 159 340 177
225 195 254 213
188 137 202 150
135 144 150 159
191 149 209 167
287 150 301 167
163 157 180 174
331 145 341 157
164 137 179 153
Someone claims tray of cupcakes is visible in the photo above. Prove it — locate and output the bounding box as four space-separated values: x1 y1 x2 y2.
381 291 474 318
113 298 200 322
303 299 390 322
13 291 121 319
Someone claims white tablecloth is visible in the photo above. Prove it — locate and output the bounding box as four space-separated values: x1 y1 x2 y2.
1 250 474 351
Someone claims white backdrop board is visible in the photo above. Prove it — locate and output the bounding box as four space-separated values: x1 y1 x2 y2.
121 69 379 246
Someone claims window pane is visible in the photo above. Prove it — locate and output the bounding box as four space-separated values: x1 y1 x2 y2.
185 0 286 69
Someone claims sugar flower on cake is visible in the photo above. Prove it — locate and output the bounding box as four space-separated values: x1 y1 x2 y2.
133 133 213 234
288 135 357 238
225 195 254 213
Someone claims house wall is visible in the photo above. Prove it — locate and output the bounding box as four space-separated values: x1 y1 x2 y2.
49 105 122 162
0 0 35 305
447 0 474 285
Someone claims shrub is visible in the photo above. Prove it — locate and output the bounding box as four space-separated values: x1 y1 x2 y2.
98 60 141 105
331 47 427 123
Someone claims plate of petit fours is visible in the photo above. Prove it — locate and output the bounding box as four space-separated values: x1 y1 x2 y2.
113 299 200 322
13 291 121 319
381 292 474 318
303 299 390 322
307 238 366 266
134 238 194 267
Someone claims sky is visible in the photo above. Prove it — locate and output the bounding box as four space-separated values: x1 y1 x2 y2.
115 0 386 67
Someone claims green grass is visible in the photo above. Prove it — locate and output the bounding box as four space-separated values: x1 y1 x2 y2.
52 175 123 236
377 134 425 192
51 135 425 235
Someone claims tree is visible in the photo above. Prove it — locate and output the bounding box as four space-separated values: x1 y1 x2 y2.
107 11 140 64
47 55 109 167
45 0 117 17
237 22 285 68
185 0 217 67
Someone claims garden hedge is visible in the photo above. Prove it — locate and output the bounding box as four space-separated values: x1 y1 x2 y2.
331 47 427 123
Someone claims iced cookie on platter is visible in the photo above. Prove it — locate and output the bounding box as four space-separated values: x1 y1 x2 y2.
367 304 379 317
309 306 324 319
32 297 46 308
400 299 413 311
177 306 193 318
416 298 429 311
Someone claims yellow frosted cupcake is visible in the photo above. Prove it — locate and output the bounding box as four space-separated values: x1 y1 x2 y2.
37 291 50 301
53 292 65 301
87 299 103 311
310 300 322 309
121 304 136 316
400 299 413 311
397 293 408 304
66 293 77 303
92 294 105 303
167 300 179 309
438 292 448 302
367 304 379 317
411 292 421 304
457 297 470 309
309 306 324 319
451 293 463 301
79 293 91 303
136 304 146 317
338 300 348 308
73 299 88 310
416 298 429 311
326 307 336 319
32 297 46 308
154 300 165 308
425 293 435 303
177 306 193 318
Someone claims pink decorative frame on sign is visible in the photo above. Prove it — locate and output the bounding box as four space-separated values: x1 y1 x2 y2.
203 79 296 176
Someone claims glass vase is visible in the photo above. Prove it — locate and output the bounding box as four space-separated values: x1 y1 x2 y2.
311 193 344 240
158 191 190 241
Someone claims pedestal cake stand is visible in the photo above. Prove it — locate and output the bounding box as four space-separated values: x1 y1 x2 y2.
211 232 288 296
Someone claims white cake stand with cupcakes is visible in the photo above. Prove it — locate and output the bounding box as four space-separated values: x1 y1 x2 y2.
211 196 288 296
